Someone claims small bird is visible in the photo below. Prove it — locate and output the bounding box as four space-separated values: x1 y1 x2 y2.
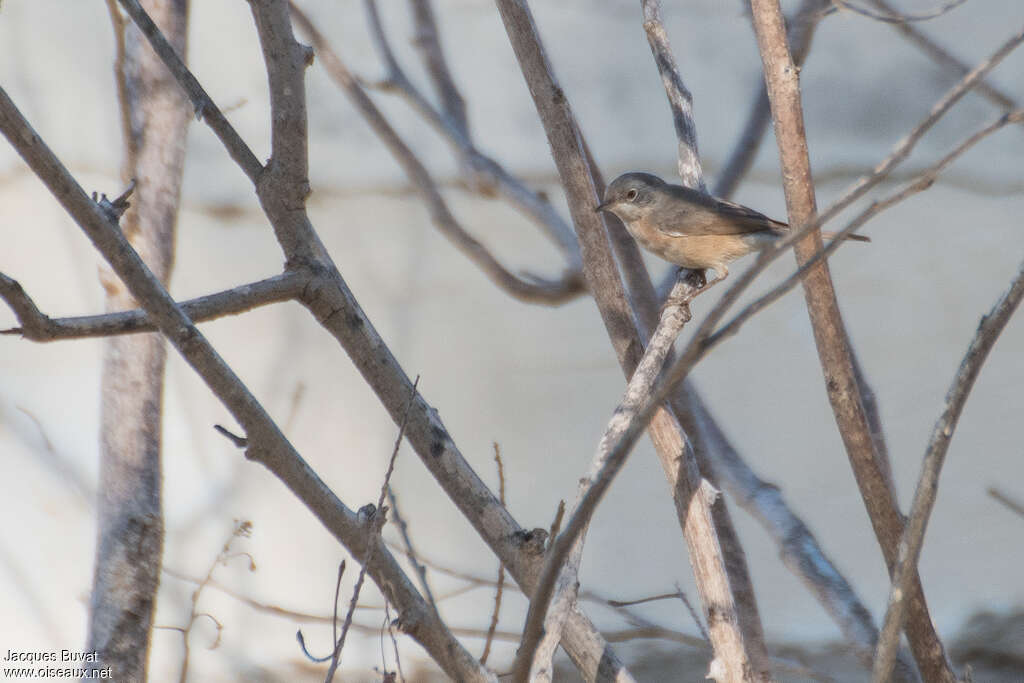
596 172 868 290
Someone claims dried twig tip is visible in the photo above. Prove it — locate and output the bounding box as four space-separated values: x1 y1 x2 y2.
94 179 136 221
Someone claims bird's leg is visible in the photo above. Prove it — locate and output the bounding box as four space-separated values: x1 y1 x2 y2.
692 267 727 297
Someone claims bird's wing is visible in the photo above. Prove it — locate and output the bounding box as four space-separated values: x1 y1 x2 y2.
658 185 788 237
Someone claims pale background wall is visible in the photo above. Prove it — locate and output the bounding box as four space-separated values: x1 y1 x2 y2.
1 1 1022 680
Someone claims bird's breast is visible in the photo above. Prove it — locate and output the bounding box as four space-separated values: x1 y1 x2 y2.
625 220 762 270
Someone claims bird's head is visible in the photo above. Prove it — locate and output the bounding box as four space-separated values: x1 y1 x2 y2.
595 172 665 222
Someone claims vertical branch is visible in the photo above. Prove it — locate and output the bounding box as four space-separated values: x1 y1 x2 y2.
714 0 829 200
640 0 704 192
497 1 771 680
873 260 1024 681
87 2 190 680
747 1 955 680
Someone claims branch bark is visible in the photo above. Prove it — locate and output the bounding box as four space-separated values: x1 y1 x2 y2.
0 84 494 682
291 4 583 305
497 1 771 680
86 2 189 679
0 272 307 340
747 1 956 680
112 1 637 678
873 259 1024 681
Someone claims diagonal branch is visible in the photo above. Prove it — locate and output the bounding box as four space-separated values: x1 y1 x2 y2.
291 3 583 305
407 0 469 138
116 0 263 181
0 271 308 341
748 1 969 680
714 0 829 199
868 0 1020 113
498 1 771 680
115 1 635 678
361 0 582 266
0 84 491 681
872 258 1024 681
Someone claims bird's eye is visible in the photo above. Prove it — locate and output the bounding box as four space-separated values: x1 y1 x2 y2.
625 189 639 202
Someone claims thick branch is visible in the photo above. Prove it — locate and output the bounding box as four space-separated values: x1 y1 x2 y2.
87 1 189 677
714 0 829 199
0 272 307 341
516 273 704 680
496 2 771 681
0 86 492 682
116 1 635 677
748 1 955 680
873 259 1024 681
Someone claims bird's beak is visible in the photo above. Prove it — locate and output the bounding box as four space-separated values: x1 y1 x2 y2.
594 200 609 213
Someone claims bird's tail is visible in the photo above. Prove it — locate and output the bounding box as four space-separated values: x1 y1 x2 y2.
821 230 870 243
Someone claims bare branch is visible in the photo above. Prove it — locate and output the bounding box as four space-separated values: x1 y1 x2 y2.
714 0 829 199
291 3 583 305
116 0 263 181
832 0 967 24
113 1 639 677
89 2 189 676
987 487 1024 519
325 378 419 682
361 0 581 266
0 83 492 683
498 2 771 680
873 259 1024 681
407 0 469 138
0 271 308 341
515 273 701 680
748 2 993 680
640 0 704 191
867 0 1020 112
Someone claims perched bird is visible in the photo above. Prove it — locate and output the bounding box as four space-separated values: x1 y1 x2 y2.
596 172 868 289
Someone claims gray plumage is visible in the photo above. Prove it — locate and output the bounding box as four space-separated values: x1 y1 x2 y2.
596 172 868 284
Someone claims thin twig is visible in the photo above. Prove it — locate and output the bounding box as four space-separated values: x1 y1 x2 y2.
386 488 439 616
176 521 253 683
707 110 1024 353
480 445 506 665
832 0 967 24
813 24 1024 231
872 259 1024 681
867 0 1019 112
987 487 1024 519
325 377 420 682
383 601 405 682
675 585 710 646
407 0 468 138
116 0 263 180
